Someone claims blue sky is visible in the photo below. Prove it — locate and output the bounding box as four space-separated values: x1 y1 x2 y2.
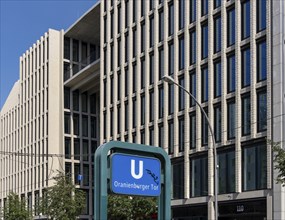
0 0 97 110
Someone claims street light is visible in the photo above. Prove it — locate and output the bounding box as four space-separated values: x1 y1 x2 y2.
162 75 218 220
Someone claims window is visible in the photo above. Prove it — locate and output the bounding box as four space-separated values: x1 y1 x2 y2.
73 90 79 111
227 54 235 93
190 0 196 23
179 0 185 30
149 127 154 146
117 72 121 100
125 0 129 28
133 64 136 93
141 59 145 89
227 8 235 46
150 16 154 48
125 101 129 130
201 23 208 59
133 28 136 58
168 83 174 115
65 137 71 159
191 156 208 197
241 0 250 39
179 117 185 152
141 95 145 125
73 114 79 136
257 40 267 81
257 90 267 132
201 0 208 16
117 105 121 133
243 144 267 191
159 87 164 119
133 0 136 22
190 30 196 65
81 92 88 113
64 37 70 59
202 108 208 145
201 67 208 102
159 47 164 80
91 116 96 138
74 139 80 160
149 0 154 11
179 76 185 111
242 94 251 136
90 93 97 114
141 23 145 52
141 1 145 17
111 44 114 71
227 100 235 139
242 47 251 87
149 54 154 85
190 113 196 149
82 115 88 137
214 16 221 53
64 113 70 134
168 2 174 36
158 124 164 147
179 35 185 70
125 68 128 96
190 71 196 107
257 0 266 32
73 39 79 62
218 150 235 194
214 61 221 97
168 120 174 154
168 41 174 75
214 105 221 143
117 39 121 66
159 10 164 42
103 80 107 107
83 141 89 162
125 33 129 62
214 0 221 9
140 130 145 144
118 6 121 34
172 161 184 199
149 91 154 122
64 87 70 109
133 98 136 128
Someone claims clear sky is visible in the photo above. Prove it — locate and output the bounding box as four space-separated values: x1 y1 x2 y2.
0 0 97 110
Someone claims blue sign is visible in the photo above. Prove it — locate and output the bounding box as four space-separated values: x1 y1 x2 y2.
111 154 161 196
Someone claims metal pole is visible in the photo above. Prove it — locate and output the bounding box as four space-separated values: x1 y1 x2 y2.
162 75 218 220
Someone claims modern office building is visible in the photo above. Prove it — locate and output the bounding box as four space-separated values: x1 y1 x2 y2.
1 0 285 219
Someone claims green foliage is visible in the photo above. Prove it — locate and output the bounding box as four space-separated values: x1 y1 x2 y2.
37 172 86 220
108 195 157 220
1 192 32 220
272 141 285 186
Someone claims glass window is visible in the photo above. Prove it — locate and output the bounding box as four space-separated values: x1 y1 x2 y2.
64 113 70 134
125 68 128 96
214 16 221 53
159 47 164 80
117 105 121 133
202 108 208 145
141 22 145 52
125 33 129 62
149 127 154 146
214 105 221 143
65 137 71 159
257 90 267 132
168 120 174 154
73 90 79 111
159 86 164 119
179 117 185 152
117 72 121 100
190 71 196 107
149 53 154 85
190 30 196 65
103 80 107 107
133 64 136 93
91 116 96 138
168 83 174 115
64 87 70 109
150 16 154 48
125 101 129 130
149 91 154 122
73 39 79 62
179 35 185 70
190 0 196 23
83 165 89 186
242 47 251 87
73 114 79 136
201 0 208 16
110 44 114 71
64 37 70 60
83 141 89 162
201 67 208 102
141 95 145 125
191 156 208 197
81 92 88 113
257 0 266 32
140 130 145 144
168 41 174 75
118 6 121 34
179 0 185 30
133 98 137 128
74 139 80 160
159 10 164 42
227 54 236 93
133 28 136 58
214 0 221 9
111 12 114 38
179 76 185 111
227 101 235 139
90 93 97 114
218 150 235 194
241 0 250 39
257 40 267 81
214 61 221 98
82 115 88 137
149 0 154 11
190 113 196 149
242 94 251 136
243 144 267 191
227 8 235 46
125 0 129 28
133 0 136 22
141 0 145 17
201 23 208 59
158 124 164 147
172 161 184 199
141 59 145 89
168 2 174 36
117 39 121 66
64 62 70 81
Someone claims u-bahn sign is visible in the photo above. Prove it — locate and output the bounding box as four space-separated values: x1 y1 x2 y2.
111 154 161 196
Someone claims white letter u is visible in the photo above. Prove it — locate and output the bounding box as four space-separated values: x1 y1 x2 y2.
131 159 143 179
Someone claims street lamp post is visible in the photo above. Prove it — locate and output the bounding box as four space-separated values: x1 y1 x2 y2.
162 75 218 220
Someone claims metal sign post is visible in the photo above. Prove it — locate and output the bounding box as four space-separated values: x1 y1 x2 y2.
94 141 171 220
